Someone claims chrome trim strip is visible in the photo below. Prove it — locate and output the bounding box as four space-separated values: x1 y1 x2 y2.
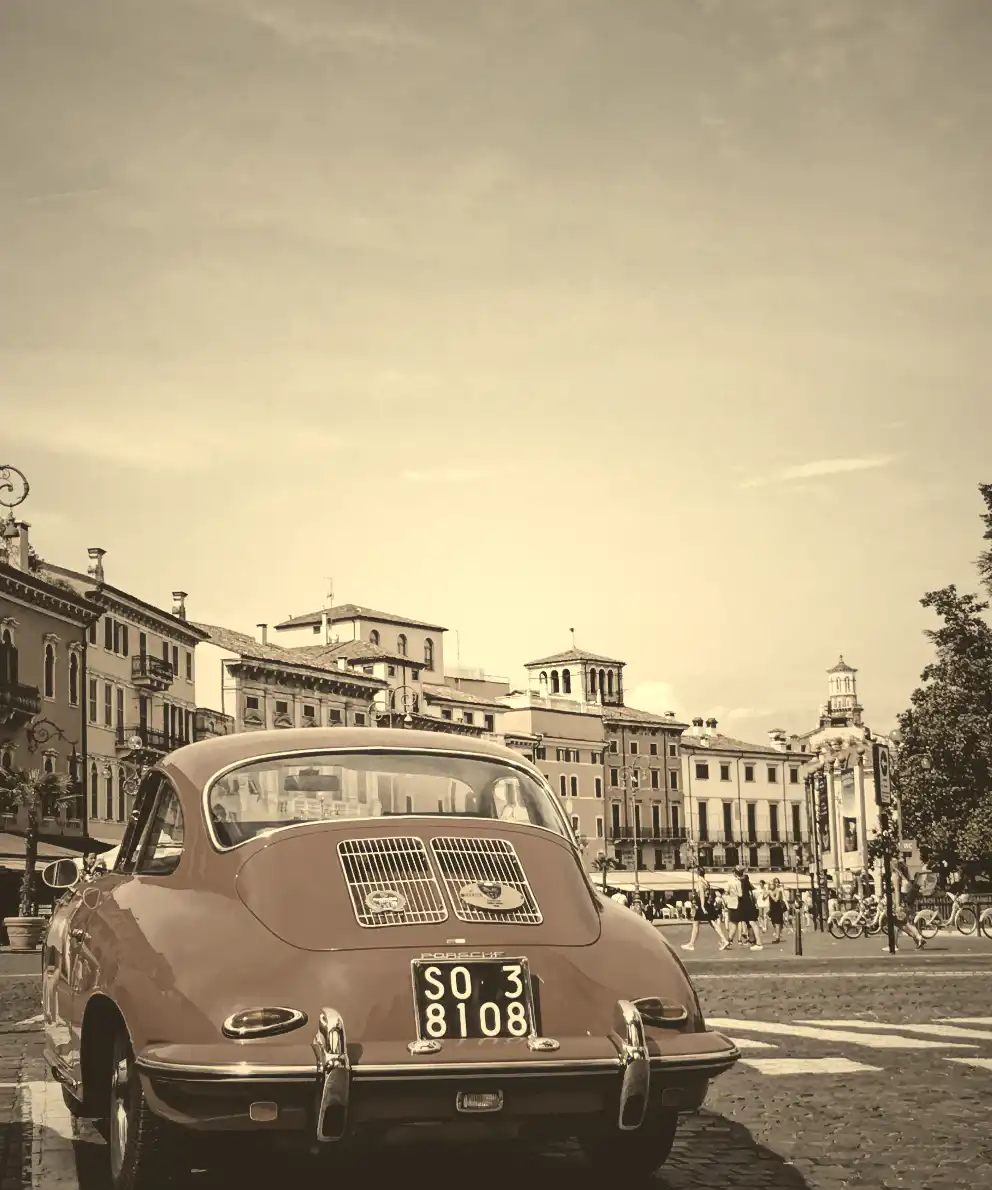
353 1059 621 1079
313 1007 350 1143
136 1058 317 1078
221 1007 308 1039
200 745 572 854
612 1000 650 1131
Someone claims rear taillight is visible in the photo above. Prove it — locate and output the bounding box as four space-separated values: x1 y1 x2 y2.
221 1007 308 1039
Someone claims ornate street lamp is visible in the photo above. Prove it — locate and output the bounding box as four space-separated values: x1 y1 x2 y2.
0 464 30 517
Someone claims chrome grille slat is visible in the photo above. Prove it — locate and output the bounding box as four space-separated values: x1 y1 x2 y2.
338 837 448 927
430 837 543 925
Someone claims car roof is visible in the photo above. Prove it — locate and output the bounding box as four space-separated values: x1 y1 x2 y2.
158 727 542 793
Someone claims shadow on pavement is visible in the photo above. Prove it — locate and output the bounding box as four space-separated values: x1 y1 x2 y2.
6 1110 810 1190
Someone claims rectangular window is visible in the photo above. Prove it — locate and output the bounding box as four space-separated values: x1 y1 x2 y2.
611 803 621 833
670 770 679 791
767 765 778 783
113 621 120 654
362 664 374 674
698 803 708 840
88 621 97 645
790 768 800 784
172 645 179 675
791 803 802 841
116 687 124 728
651 769 660 789
103 683 113 726
275 700 288 714
185 651 192 680
246 696 259 710
769 803 780 842
744 764 755 782
594 776 602 798
162 641 169 665
353 712 366 726
596 817 604 838
668 743 677 758
387 665 396 677
441 709 452 720
629 741 638 755
303 704 315 720
463 712 474 725
649 742 658 756
536 747 546 761
746 803 757 842
559 775 567 796
104 618 113 650
90 765 98 819
610 767 619 787
484 714 494 732
139 631 147 656
105 769 113 820
634 803 642 833
695 762 709 780
722 802 733 839
671 804 680 836
651 804 661 834
571 815 580 833
556 748 564 762
631 769 639 788
121 625 129 657
411 669 420 681
570 775 578 796
88 678 98 723
609 740 618 753
720 763 731 781
329 708 342 724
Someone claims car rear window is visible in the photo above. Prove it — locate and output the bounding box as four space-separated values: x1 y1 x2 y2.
205 750 569 849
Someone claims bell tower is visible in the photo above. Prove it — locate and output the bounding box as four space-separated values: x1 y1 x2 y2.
820 655 864 729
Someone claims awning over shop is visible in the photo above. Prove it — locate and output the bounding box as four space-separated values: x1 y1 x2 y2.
0 831 116 872
590 869 818 894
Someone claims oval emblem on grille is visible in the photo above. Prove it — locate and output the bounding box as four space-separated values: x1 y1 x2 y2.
458 882 525 911
365 889 407 913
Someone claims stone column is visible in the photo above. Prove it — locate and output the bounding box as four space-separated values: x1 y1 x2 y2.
826 758 842 886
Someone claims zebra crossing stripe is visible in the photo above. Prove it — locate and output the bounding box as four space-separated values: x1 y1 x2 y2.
936 1017 992 1025
728 1037 778 1051
705 1018 978 1050
740 1058 881 1075
799 1020 992 1042
945 1057 992 1071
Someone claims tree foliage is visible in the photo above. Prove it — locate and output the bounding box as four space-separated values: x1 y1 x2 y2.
893 485 992 883
0 767 71 916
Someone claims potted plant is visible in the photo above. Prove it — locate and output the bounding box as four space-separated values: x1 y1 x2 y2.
1 766 71 951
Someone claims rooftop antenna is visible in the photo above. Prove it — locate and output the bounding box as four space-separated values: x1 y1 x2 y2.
324 576 334 609
570 627 576 650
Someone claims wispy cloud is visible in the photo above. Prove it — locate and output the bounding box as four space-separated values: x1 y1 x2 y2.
402 468 489 484
625 681 684 719
741 455 894 489
245 5 432 53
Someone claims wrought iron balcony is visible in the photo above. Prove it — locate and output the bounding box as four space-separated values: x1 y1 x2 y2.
131 653 174 690
116 725 171 754
0 679 42 726
607 827 689 843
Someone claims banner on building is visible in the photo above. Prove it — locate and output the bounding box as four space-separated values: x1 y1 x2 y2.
816 772 830 853
843 817 859 853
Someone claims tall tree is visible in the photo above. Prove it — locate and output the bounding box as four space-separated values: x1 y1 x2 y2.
893 485 992 882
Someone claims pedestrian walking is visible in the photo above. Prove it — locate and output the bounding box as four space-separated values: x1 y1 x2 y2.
724 868 743 945
886 860 927 951
739 870 763 948
768 877 786 943
756 879 770 934
611 890 629 907
681 867 731 951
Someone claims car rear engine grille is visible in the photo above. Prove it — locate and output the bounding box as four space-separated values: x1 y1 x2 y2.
338 837 448 927
430 837 543 924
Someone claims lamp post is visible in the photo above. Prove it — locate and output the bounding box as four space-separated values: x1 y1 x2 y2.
367 685 417 729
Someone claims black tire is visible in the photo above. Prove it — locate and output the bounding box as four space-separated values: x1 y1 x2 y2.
581 1109 679 1179
979 912 992 940
108 1027 187 1190
956 906 977 935
842 919 863 939
916 912 940 940
829 920 846 940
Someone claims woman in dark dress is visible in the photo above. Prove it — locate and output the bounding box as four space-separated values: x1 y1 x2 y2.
738 868 763 948
768 877 786 943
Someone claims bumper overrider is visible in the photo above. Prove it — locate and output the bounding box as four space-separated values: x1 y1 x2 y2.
134 1001 739 1143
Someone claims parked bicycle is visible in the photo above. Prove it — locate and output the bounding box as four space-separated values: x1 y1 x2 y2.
841 897 883 939
977 905 992 940
914 891 977 938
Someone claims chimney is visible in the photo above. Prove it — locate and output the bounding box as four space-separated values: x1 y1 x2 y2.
705 717 718 733
691 716 705 738
321 609 330 645
2 518 30 571
172 591 188 620
257 623 268 645
87 547 106 583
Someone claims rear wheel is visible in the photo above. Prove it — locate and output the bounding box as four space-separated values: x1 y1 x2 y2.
829 919 846 939
842 918 864 939
108 1028 189 1190
978 910 992 940
581 1109 679 1179
955 906 978 935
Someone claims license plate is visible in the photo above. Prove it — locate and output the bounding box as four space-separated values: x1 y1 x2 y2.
411 958 535 1040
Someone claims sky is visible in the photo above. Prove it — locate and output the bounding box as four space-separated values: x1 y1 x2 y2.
2 0 991 743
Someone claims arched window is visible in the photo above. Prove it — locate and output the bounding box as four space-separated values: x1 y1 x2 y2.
562 668 571 694
69 652 80 706
43 753 55 775
550 670 560 694
397 634 407 657
105 768 114 820
90 763 99 820
539 671 548 691
589 668 597 695
0 629 16 685
117 777 126 822
44 643 55 699
424 638 434 670
599 668 606 694
607 670 614 696
559 774 567 796
369 630 380 646
0 747 13 771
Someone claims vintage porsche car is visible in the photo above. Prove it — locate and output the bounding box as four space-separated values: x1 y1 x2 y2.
41 728 738 1189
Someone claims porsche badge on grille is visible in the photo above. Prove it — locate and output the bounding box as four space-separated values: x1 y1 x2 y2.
458 881 525 911
364 889 407 913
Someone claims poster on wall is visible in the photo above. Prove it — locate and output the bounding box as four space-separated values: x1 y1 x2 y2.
843 817 859 853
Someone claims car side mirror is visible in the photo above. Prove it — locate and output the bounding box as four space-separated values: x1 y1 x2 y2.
41 858 80 890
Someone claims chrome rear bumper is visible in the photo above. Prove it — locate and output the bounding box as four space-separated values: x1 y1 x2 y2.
135 1001 739 1143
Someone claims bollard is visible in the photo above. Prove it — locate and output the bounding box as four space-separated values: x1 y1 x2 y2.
794 904 803 956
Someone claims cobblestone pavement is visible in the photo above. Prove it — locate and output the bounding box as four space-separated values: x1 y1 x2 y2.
3 958 991 1188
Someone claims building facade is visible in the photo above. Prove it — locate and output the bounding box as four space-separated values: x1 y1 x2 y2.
1 518 103 850
40 550 206 843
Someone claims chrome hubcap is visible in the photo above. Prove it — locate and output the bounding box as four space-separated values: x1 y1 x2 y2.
109 1056 129 1177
